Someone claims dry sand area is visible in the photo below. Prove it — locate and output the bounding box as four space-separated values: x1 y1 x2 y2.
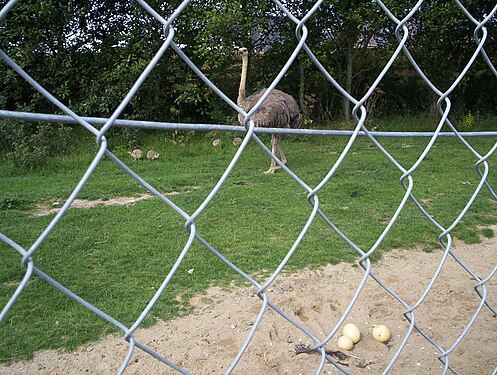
1 228 496 374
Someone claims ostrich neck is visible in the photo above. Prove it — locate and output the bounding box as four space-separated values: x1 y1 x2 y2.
238 53 248 106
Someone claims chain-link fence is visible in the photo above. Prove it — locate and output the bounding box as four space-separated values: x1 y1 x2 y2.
1 0 496 374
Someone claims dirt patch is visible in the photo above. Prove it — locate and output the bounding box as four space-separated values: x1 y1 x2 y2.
32 194 157 216
1 230 496 374
31 187 201 217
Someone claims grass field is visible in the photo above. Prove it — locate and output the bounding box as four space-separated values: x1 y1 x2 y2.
1 121 497 363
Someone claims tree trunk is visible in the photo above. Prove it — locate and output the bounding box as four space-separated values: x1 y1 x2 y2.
154 73 161 118
343 37 353 123
298 57 307 118
429 95 438 116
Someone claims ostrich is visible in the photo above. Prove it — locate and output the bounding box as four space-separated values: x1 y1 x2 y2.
212 138 222 148
128 149 143 161
237 47 301 174
146 150 160 160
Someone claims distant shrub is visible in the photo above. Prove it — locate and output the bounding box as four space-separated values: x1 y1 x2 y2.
460 112 476 131
0 120 73 169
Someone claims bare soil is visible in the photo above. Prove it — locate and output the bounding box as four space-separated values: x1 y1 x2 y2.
31 190 198 217
1 229 496 375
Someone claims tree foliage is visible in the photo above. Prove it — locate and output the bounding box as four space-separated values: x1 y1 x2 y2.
0 0 495 166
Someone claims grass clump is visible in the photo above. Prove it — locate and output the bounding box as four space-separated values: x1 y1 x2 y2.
480 227 495 239
0 197 28 211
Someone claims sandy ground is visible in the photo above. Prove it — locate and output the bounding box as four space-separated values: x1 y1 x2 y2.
1 229 496 374
31 187 200 217
32 194 171 217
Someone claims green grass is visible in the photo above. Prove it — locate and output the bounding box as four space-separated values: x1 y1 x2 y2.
365 114 497 133
1 127 497 363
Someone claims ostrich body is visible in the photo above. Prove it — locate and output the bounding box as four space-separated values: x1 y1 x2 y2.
212 138 222 148
128 149 143 161
237 47 301 174
146 150 160 160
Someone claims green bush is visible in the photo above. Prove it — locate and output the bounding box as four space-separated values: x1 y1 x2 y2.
460 112 476 131
0 196 24 210
0 120 73 169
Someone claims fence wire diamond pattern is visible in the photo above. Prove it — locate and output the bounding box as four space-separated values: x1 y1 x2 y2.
1 0 497 374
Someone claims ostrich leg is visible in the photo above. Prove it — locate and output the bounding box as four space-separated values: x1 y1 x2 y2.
274 134 287 165
264 134 282 174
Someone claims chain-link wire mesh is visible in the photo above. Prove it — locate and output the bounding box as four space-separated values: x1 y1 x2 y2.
1 0 496 374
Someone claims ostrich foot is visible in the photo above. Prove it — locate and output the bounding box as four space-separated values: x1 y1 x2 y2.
263 166 281 174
